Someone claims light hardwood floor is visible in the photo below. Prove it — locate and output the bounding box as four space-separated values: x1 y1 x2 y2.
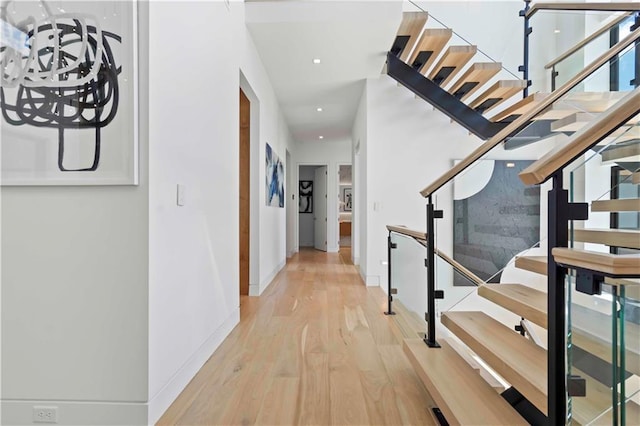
157 248 436 425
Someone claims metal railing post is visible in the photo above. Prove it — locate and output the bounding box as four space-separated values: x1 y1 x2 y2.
520 0 532 98
385 231 396 315
425 196 441 348
547 172 568 424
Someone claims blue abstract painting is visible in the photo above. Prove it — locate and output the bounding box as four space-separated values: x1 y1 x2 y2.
265 143 284 208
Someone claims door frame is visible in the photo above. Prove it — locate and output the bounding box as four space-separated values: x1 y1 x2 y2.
337 162 353 250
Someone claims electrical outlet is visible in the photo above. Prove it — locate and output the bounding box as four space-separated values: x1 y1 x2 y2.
33 406 58 423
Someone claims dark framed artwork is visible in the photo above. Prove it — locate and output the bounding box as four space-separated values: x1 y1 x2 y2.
343 187 352 211
299 180 312 213
1 1 139 185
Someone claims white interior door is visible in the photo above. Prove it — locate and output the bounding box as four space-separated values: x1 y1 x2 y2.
314 166 327 251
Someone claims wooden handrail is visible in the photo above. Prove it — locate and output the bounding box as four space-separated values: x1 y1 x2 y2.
519 87 640 185
419 26 640 198
386 225 485 286
527 2 640 18
545 13 632 69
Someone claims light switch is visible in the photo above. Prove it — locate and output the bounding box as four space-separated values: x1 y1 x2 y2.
177 184 186 206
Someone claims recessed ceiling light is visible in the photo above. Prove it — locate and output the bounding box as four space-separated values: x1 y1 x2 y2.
312 58 321 64
506 162 516 168
319 136 324 140
316 107 323 112
554 29 560 34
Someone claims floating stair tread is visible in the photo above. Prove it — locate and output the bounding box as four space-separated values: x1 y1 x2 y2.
468 80 528 114
490 92 548 122
572 304 640 377
573 228 640 250
553 247 640 276
550 112 596 132
394 12 429 61
601 141 640 163
427 45 477 87
386 225 426 241
478 284 547 328
572 367 621 426
441 311 548 414
447 62 502 101
515 254 640 288
403 339 527 425
538 92 630 121
592 198 640 212
515 255 548 275
408 28 452 73
591 400 640 426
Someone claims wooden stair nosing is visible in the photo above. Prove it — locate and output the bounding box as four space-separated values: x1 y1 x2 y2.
427 45 477 87
552 247 640 276
468 80 528 114
396 12 429 62
403 339 527 425
573 228 640 250
549 112 596 133
441 311 548 414
478 283 547 328
407 28 452 74
446 62 502 101
591 198 640 212
490 92 548 123
514 255 548 275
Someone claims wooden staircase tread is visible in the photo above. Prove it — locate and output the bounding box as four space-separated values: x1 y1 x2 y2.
515 254 640 290
386 225 426 241
592 198 640 212
550 112 597 132
408 28 452 74
574 228 640 250
427 45 477 87
447 62 502 101
515 255 548 275
571 366 620 426
601 141 640 163
441 311 548 414
552 247 640 276
403 339 527 425
590 399 640 426
478 283 547 328
490 92 548 123
395 12 429 61
468 80 528 114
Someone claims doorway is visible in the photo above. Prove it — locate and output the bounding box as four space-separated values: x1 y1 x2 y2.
298 165 328 251
239 88 250 297
338 164 353 249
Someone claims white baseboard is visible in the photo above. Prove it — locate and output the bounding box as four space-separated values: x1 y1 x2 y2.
147 308 240 424
327 246 339 253
255 260 286 296
1 400 147 425
365 275 380 287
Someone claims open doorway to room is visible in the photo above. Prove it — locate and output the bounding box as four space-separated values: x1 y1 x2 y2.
239 88 250 298
298 164 328 252
338 164 353 257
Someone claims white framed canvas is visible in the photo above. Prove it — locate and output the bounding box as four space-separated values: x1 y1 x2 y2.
1 0 138 185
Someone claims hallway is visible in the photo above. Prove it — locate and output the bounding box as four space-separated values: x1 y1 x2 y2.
158 249 436 425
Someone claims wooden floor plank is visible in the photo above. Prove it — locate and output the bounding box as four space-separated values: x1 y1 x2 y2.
157 248 436 425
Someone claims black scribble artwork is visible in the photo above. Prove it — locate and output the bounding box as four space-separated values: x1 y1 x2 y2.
1 1 122 171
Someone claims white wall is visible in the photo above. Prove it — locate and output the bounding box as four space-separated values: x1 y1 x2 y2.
147 1 293 423
2 2 294 424
2 4 150 423
352 91 367 271
298 166 316 247
293 138 352 253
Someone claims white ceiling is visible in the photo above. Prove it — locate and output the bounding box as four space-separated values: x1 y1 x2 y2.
245 1 403 144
